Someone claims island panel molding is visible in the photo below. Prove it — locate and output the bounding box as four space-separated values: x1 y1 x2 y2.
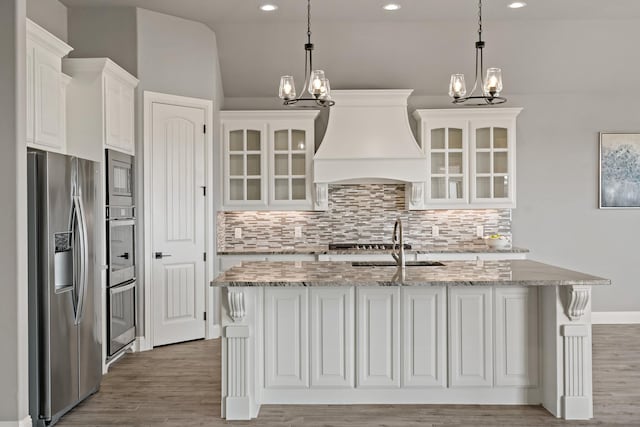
310 287 354 388
561 324 592 419
223 324 250 420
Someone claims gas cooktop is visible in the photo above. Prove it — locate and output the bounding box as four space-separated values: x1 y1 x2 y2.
328 243 412 250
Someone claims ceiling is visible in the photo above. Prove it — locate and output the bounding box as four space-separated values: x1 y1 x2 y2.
60 0 640 99
59 0 640 23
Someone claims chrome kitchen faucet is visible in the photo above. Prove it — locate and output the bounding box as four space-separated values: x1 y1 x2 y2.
392 217 405 271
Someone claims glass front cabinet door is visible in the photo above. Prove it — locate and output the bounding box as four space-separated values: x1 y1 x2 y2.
221 111 318 210
269 124 314 207
222 121 268 207
470 121 514 205
424 120 469 206
413 108 521 209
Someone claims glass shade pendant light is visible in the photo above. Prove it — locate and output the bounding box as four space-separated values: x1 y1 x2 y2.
278 0 334 108
448 0 506 105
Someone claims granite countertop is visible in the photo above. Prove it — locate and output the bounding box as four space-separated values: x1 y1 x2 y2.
217 245 530 256
211 260 610 287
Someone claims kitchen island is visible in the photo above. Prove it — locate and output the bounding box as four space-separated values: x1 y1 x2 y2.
211 260 609 421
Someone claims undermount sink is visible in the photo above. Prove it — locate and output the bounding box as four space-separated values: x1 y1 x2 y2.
350 261 445 267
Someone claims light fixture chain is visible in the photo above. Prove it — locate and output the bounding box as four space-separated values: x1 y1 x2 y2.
307 0 312 43
478 0 483 41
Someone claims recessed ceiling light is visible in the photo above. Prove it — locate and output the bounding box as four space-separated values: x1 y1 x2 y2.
383 4 401 11
259 4 278 12
508 1 527 8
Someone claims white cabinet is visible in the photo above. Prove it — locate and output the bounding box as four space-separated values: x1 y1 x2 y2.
104 75 135 152
494 287 538 387
221 111 319 210
26 19 73 152
63 58 139 161
401 287 446 388
448 287 493 387
356 287 400 388
413 108 521 209
264 288 309 388
310 288 354 388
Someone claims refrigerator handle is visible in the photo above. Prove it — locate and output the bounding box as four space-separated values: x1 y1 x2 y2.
68 198 79 317
73 195 89 325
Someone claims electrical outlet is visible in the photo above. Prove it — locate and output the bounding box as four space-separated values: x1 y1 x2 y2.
476 225 484 238
294 226 303 239
432 225 440 237
234 227 242 239
476 256 484 267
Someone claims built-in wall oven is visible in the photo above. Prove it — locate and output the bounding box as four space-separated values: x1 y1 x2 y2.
108 280 136 356
106 149 136 358
107 206 135 287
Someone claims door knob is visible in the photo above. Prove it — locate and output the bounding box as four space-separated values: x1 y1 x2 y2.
155 252 172 259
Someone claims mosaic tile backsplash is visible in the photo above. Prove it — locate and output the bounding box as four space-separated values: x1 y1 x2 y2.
217 184 511 251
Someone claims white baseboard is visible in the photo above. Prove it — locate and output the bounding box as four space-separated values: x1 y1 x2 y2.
132 336 152 352
592 311 640 324
208 324 221 339
0 415 32 427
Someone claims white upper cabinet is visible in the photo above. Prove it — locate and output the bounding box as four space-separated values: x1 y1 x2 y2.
221 111 318 210
413 108 521 209
104 73 136 153
26 19 73 153
63 58 139 161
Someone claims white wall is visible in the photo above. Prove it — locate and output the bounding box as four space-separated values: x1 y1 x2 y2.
0 0 29 424
68 7 137 75
26 0 67 42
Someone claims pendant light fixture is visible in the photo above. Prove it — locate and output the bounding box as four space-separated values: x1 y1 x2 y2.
448 0 506 105
278 0 334 108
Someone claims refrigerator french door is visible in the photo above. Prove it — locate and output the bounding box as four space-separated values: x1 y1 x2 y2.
28 149 102 426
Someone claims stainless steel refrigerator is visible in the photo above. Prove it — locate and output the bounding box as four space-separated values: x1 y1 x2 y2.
28 149 102 426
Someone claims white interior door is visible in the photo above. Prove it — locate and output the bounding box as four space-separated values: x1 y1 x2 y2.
151 102 206 346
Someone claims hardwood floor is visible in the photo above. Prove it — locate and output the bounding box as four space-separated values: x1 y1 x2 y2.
58 325 640 426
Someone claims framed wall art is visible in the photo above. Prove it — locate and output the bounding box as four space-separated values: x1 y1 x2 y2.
600 132 640 208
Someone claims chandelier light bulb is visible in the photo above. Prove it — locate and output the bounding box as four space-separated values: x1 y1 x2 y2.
449 74 467 98
483 68 503 96
309 70 326 96
279 75 296 100
319 78 331 99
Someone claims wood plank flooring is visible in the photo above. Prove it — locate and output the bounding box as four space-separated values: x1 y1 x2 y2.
58 325 640 426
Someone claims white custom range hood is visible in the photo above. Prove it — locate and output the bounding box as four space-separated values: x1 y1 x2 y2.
312 89 427 209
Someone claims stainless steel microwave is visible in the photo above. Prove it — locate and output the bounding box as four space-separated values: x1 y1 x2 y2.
106 150 134 207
